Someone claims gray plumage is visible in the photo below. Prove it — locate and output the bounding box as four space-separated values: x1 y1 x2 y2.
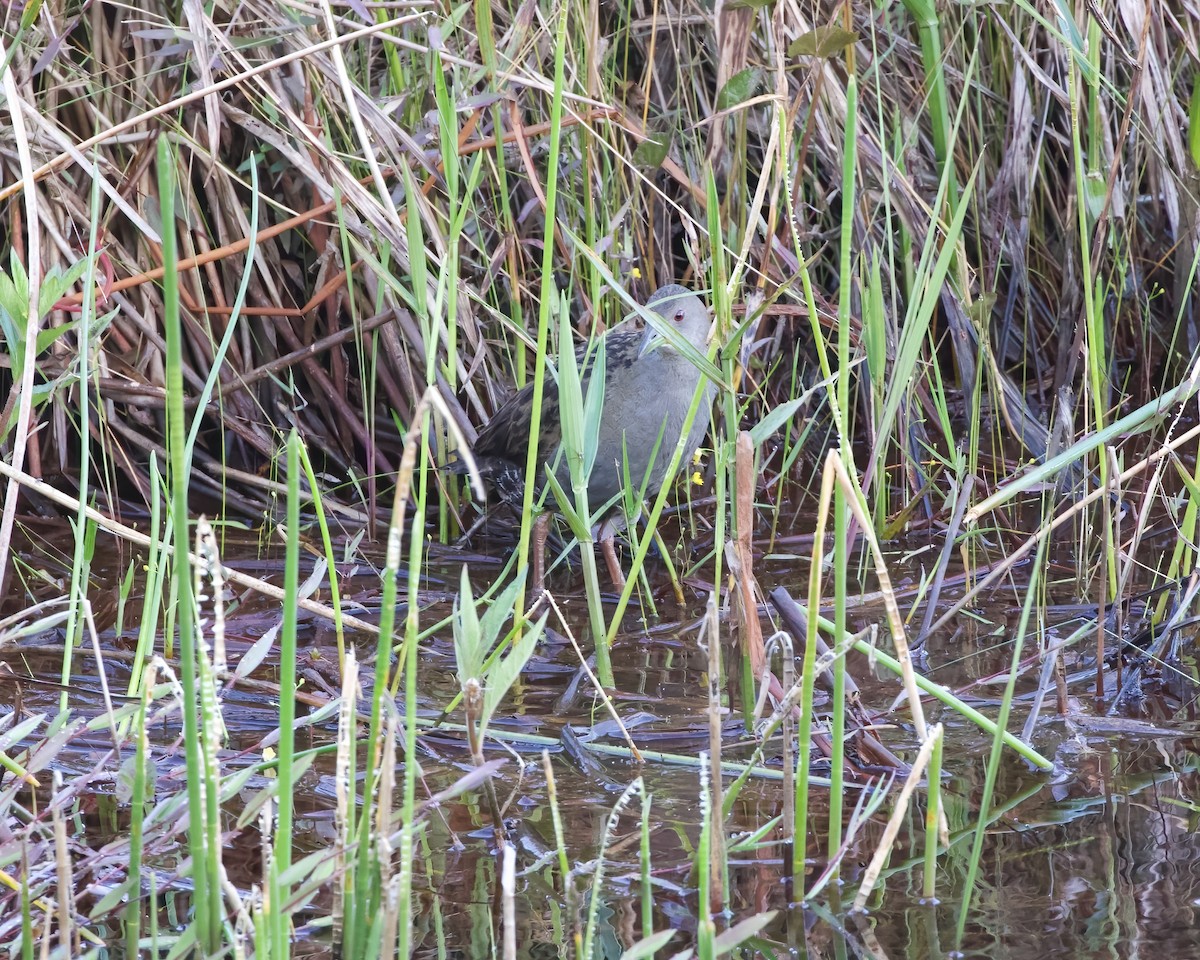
450 285 715 519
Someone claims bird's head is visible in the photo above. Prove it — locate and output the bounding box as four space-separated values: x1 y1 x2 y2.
637 285 712 359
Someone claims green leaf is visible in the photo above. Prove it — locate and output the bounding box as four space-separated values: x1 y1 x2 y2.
1176 458 1200 501
617 929 677 960
0 713 48 753
0 254 27 334
478 571 525 654
632 133 670 170
866 254 887 387
34 321 75 355
1191 76 1200 169
542 469 589 540
1084 170 1106 220
725 815 782 852
579 341 605 477
712 911 777 953
748 397 807 447
481 612 546 728
788 25 858 59
557 306 587 482
19 0 46 30
454 565 483 682
965 292 996 327
715 67 762 112
38 253 95 317
90 877 137 918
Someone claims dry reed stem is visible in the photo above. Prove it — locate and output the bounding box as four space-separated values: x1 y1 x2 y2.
852 723 943 911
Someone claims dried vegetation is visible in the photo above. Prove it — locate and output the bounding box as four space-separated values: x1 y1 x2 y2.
0 0 1198 954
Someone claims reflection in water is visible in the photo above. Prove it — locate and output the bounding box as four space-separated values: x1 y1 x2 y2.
8 539 1200 959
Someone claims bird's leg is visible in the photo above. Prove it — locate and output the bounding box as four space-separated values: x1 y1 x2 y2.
599 516 627 590
601 536 626 590
532 513 550 596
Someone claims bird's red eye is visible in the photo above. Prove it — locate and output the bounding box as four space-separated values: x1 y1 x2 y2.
674 310 684 322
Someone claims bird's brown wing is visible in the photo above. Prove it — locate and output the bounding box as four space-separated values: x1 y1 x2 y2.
474 329 642 459
460 328 644 501
473 375 560 469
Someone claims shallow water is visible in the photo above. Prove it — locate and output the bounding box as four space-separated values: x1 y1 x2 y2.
5 512 1200 959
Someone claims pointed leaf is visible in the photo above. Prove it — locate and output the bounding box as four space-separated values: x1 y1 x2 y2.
748 397 807 447
579 337 606 478
478 570 526 652
632 133 670 170
788 25 858 59
454 565 483 681
235 621 279 677
618 929 677 960
0 713 47 753
712 911 777 953
542 470 589 540
34 322 75 355
557 307 587 483
1191 76 1200 170
726 815 782 852
481 612 546 728
715 67 762 111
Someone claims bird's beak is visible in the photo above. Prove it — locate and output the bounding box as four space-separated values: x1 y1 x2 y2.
637 322 665 359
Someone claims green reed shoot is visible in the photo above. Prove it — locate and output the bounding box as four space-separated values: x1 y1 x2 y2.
955 516 1050 947
923 726 945 903
267 430 303 954
827 73 858 871
158 138 221 953
516 0 569 628
546 291 611 681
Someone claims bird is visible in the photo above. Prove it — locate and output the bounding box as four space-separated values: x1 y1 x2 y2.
449 284 715 589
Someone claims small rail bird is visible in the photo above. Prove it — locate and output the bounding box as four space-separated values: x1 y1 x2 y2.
450 285 715 589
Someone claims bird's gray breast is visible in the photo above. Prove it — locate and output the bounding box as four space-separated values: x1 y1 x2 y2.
573 350 713 509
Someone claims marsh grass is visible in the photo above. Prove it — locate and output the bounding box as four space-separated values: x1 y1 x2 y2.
1 0 1198 954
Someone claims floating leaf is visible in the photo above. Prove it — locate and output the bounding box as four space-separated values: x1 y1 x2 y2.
715 67 763 112
788 25 858 59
